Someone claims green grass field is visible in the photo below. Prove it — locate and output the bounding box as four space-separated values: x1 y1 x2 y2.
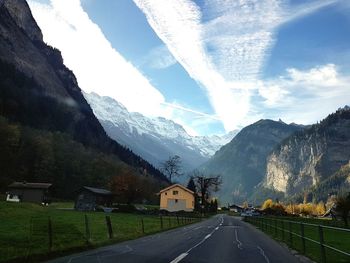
246 216 350 263
0 201 197 263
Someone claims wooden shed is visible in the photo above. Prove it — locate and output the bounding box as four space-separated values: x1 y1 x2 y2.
75 186 113 211
6 182 52 204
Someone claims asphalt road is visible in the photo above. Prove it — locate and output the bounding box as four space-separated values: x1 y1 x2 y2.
48 215 300 263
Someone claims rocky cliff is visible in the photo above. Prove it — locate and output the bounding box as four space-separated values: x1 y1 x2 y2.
0 0 167 182
201 119 303 203
265 106 350 196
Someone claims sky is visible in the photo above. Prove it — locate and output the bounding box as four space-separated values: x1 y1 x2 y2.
28 0 350 136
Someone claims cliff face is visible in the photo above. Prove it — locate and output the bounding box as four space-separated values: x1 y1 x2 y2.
201 119 303 203
2 0 43 41
0 0 167 182
265 107 350 196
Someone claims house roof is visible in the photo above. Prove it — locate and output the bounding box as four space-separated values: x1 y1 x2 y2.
8 182 52 189
83 186 113 196
229 204 243 209
159 184 194 195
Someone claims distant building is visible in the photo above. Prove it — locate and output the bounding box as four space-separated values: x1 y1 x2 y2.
6 182 52 204
75 186 113 211
159 184 194 212
229 204 244 213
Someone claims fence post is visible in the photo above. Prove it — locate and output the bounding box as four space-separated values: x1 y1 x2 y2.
85 214 91 243
141 218 145 234
289 221 293 247
274 219 277 236
48 217 53 252
168 217 171 227
177 215 179 225
281 220 285 241
105 216 113 239
300 222 305 254
160 216 163 230
318 225 326 263
182 217 184 224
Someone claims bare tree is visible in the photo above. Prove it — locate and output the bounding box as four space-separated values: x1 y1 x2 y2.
160 155 183 182
191 170 222 211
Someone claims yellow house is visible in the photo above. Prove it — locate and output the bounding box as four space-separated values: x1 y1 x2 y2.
159 184 194 212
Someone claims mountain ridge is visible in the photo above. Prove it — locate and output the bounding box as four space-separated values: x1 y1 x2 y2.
201 119 304 204
84 91 238 171
265 106 350 197
0 0 168 188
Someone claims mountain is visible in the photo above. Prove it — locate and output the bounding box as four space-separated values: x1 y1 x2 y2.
308 161 350 202
84 92 238 171
265 106 350 198
0 0 167 195
201 119 303 204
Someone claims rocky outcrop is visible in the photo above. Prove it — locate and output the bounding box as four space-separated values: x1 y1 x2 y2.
201 119 303 203
265 107 350 196
1 0 43 41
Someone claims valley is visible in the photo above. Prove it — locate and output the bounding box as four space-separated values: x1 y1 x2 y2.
0 1 349 263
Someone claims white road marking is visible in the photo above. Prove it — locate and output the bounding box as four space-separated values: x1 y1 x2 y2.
170 253 188 263
257 246 270 263
169 218 221 263
234 229 243 250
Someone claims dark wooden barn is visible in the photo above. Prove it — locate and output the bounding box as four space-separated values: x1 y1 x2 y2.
6 182 52 204
75 186 113 211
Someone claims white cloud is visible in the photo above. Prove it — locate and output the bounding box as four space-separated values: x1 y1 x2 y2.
28 0 166 117
257 64 350 124
133 0 252 131
141 45 177 69
133 0 337 131
28 0 347 135
283 0 339 24
286 64 338 86
28 0 223 136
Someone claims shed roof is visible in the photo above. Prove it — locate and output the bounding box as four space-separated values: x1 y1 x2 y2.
83 186 113 196
159 184 194 195
8 182 52 189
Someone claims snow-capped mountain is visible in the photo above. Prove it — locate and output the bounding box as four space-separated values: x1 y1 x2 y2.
84 92 238 171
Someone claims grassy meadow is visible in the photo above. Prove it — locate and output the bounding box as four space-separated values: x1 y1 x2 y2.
0 201 197 263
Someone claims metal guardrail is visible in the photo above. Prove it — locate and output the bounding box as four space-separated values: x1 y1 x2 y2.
246 216 350 263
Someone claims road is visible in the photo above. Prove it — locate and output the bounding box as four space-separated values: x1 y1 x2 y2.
48 215 300 263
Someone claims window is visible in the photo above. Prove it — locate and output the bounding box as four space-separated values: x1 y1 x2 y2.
165 192 167 195
173 190 178 195
175 199 178 203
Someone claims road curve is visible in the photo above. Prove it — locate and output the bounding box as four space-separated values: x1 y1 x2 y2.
48 215 300 263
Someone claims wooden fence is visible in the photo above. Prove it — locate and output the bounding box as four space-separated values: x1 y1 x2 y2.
246 216 350 263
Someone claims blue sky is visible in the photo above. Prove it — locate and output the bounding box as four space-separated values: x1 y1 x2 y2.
28 0 350 135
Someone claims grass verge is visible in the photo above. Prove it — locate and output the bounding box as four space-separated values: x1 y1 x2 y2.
0 201 198 263
245 216 350 263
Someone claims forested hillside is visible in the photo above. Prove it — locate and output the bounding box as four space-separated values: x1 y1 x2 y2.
0 0 168 199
